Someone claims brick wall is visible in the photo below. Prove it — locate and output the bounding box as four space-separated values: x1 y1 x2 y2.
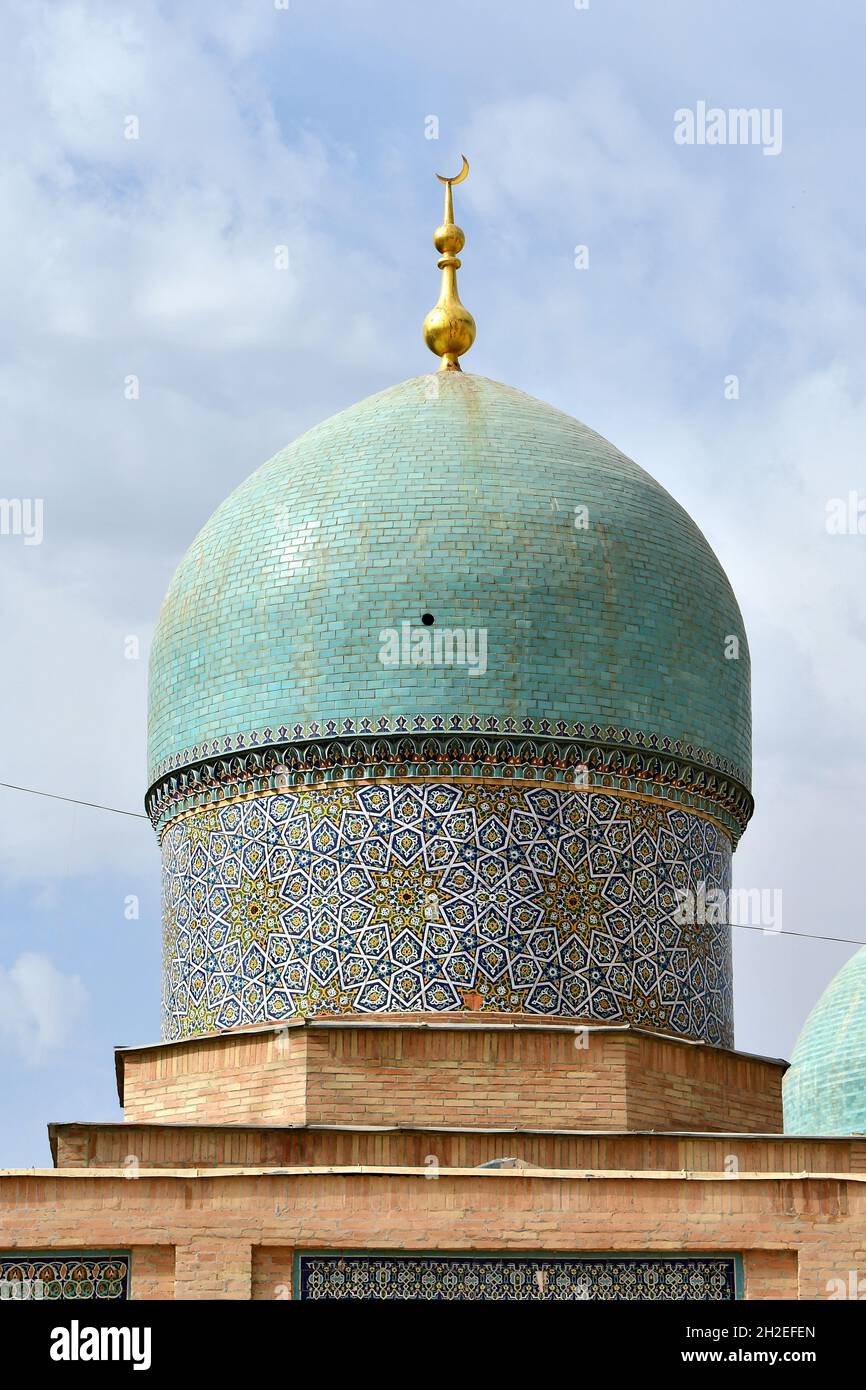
743 1249 799 1300
251 1245 294 1301
129 1245 175 1300
0 1169 862 1301
121 1028 307 1126
626 1033 783 1132
51 1123 866 1175
117 1023 785 1134
174 1238 251 1301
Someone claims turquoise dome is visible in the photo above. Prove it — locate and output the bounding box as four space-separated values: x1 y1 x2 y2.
148 372 751 801
149 369 752 1042
783 946 866 1135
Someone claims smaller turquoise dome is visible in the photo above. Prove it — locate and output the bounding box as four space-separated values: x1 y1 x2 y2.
783 946 866 1135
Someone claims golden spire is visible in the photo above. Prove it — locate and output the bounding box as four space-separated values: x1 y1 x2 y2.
422 155 476 371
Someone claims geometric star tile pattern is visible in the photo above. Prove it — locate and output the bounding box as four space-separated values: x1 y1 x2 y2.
162 782 732 1045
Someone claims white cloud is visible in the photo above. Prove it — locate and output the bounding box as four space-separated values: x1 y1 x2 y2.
0 953 88 1065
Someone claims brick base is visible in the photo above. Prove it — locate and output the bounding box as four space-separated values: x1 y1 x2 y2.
116 1019 785 1134
3 1021 856 1302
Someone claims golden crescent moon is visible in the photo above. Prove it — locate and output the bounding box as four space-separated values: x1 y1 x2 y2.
436 154 469 186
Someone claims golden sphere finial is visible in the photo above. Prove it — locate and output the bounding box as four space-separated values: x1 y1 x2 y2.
423 155 476 372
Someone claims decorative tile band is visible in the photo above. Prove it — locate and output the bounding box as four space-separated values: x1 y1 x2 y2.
148 713 751 789
161 782 733 1045
147 727 753 844
0 1254 129 1301
295 1252 739 1301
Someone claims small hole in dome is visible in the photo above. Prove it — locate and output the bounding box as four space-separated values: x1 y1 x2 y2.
421 613 435 626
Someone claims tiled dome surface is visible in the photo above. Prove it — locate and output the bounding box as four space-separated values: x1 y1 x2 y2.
148 372 751 790
783 946 866 1135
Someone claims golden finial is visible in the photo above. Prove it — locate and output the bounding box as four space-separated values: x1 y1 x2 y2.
422 155 476 372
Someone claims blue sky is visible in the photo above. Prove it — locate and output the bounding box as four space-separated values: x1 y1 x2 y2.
2 0 866 1165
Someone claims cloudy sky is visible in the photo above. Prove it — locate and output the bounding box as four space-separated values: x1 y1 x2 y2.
1 0 864 1165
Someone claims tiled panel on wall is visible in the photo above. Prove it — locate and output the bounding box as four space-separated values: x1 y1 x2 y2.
0 1253 130 1300
296 1252 740 1301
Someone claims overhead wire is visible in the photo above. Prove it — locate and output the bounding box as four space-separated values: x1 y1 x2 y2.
0 779 862 948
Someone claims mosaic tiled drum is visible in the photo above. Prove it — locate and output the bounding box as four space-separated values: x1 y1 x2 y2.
148 372 752 1043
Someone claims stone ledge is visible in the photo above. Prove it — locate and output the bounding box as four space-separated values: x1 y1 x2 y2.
6 1165 866 1182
